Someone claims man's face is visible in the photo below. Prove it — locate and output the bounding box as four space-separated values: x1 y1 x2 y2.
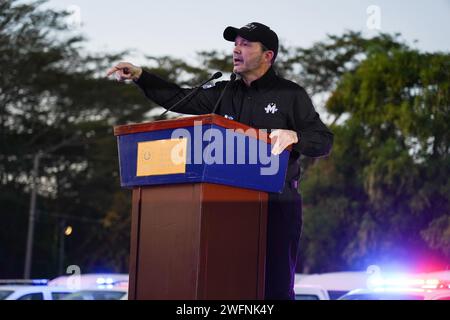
232 35 266 75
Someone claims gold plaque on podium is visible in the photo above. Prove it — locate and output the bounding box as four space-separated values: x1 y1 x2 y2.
136 138 187 176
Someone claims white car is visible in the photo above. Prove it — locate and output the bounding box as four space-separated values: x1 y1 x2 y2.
62 287 128 300
0 285 75 300
339 273 450 300
48 273 128 289
295 270 450 300
294 272 369 299
295 284 330 300
48 273 129 300
339 287 450 300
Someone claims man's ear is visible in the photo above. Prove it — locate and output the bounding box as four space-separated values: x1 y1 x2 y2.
264 50 274 64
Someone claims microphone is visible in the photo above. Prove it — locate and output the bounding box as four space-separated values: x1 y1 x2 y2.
158 71 222 119
211 73 237 115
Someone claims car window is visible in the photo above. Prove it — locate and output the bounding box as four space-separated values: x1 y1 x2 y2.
295 294 320 300
328 291 348 300
51 292 73 300
17 292 44 300
341 293 424 300
0 290 13 300
63 290 126 300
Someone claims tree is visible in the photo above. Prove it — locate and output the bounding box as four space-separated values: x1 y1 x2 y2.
0 0 229 278
0 0 151 277
299 35 450 272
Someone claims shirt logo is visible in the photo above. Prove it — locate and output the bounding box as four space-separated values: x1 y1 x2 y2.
265 103 278 114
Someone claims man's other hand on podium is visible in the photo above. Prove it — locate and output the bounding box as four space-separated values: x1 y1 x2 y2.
106 62 142 81
269 129 298 155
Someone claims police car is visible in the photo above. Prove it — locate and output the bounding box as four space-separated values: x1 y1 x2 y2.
294 284 330 300
339 274 450 300
61 286 128 300
294 272 370 300
0 280 75 300
48 273 129 300
339 287 450 300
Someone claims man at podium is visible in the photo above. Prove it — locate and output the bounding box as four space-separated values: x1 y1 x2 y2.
107 22 333 300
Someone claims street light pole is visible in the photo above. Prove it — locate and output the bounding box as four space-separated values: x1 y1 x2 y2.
24 151 42 279
58 219 66 276
23 135 78 279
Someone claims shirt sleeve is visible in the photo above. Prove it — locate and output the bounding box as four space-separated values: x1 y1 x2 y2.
290 87 334 158
134 69 222 115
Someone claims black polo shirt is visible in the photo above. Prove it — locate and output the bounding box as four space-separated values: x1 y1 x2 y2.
135 67 333 182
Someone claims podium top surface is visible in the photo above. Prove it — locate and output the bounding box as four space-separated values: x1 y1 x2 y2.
114 114 274 145
114 114 291 192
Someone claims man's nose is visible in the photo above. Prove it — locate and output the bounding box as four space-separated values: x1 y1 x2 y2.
233 46 241 54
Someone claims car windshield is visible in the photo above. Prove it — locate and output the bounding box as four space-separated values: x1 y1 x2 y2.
340 293 424 300
295 294 320 300
0 290 13 300
63 290 126 300
51 292 73 300
328 290 348 300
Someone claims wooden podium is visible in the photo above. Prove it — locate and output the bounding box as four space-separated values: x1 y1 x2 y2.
114 114 289 300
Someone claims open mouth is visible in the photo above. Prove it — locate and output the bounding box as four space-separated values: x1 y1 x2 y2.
233 57 243 65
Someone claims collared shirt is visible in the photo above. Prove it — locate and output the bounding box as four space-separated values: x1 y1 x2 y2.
135 67 333 183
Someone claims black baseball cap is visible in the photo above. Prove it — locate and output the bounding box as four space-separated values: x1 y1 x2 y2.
223 22 279 61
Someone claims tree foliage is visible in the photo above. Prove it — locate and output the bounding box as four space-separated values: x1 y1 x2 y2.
300 37 450 272
0 0 150 277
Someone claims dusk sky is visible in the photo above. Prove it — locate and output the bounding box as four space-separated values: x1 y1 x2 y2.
44 0 450 66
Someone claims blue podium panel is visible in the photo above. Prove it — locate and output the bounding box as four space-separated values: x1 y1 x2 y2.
116 117 289 193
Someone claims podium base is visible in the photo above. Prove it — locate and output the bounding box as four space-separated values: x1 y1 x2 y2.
128 182 268 300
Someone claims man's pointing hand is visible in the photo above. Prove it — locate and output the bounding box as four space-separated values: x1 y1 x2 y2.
106 62 142 81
